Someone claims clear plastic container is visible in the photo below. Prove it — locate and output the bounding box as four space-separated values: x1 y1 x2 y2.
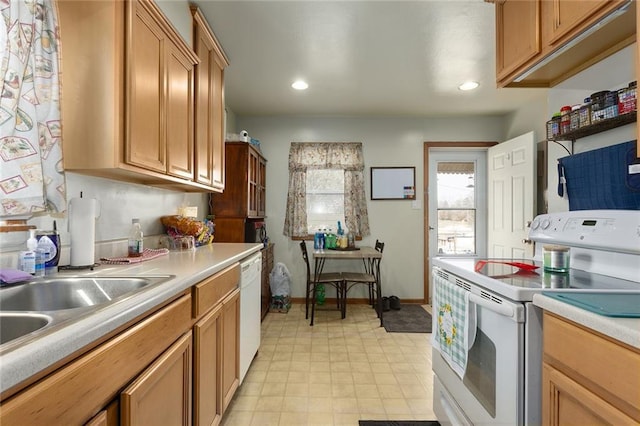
158 235 195 251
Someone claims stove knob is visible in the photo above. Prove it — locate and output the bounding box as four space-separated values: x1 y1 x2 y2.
541 219 551 229
531 219 540 230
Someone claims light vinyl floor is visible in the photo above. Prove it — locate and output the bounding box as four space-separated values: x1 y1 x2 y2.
222 303 435 426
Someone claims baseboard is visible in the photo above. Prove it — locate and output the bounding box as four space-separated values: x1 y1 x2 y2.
289 297 425 305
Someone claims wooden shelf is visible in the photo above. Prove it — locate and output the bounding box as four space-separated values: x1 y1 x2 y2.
549 112 637 141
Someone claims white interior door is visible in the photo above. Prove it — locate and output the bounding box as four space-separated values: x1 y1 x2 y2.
487 131 536 259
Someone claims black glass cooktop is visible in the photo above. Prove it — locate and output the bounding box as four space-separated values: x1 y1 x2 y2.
473 259 638 291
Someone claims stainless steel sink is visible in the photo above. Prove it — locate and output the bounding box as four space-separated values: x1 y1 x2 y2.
0 276 167 312
0 313 52 345
0 275 174 350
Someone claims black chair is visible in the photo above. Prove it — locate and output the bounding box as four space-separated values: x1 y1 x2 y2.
342 240 384 324
300 240 345 326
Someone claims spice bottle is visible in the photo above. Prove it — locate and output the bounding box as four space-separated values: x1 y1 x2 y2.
128 219 144 257
560 105 571 134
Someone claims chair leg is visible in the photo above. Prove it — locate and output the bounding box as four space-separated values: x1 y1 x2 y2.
376 281 383 327
341 281 347 319
305 280 311 319
310 285 316 326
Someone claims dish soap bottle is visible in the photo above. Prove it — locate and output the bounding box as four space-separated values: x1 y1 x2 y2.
128 219 144 257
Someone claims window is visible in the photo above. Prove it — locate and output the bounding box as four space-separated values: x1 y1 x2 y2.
306 169 344 234
436 162 477 255
284 142 370 238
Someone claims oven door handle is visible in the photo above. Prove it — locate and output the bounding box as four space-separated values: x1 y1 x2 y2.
468 293 514 318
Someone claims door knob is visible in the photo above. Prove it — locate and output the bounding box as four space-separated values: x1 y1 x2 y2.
522 238 532 245
428 226 435 230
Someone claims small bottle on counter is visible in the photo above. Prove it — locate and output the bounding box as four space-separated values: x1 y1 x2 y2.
128 218 144 257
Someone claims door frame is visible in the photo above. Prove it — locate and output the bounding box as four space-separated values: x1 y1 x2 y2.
423 141 497 304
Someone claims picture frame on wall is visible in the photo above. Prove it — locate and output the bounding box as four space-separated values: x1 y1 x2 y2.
370 166 416 200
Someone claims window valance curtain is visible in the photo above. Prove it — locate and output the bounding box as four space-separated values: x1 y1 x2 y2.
0 0 66 217
284 142 370 238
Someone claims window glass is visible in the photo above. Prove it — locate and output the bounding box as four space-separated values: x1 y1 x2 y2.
436 162 477 255
306 169 344 233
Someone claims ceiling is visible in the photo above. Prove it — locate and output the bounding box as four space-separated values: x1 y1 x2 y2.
191 0 548 117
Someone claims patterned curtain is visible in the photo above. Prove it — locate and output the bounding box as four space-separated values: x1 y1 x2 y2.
0 0 66 217
284 142 370 238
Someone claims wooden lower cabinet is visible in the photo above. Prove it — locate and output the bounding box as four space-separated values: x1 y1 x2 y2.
192 264 241 426
221 289 240 412
542 312 640 425
542 363 636 425
85 399 119 426
121 331 192 426
0 294 192 425
193 303 223 426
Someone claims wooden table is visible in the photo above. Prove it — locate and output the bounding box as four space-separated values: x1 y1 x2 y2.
313 247 383 326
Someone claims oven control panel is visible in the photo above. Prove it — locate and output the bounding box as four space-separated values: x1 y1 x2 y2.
529 210 640 254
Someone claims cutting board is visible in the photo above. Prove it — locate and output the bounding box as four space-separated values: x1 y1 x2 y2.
542 292 640 318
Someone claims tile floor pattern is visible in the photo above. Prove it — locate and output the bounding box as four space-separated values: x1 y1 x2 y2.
222 303 435 426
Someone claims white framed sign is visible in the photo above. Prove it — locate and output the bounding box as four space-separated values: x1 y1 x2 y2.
370 167 416 200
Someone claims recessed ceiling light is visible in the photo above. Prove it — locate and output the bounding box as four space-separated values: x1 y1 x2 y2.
291 80 309 90
459 81 479 91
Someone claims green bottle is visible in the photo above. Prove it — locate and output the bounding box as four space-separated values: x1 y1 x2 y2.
316 283 325 305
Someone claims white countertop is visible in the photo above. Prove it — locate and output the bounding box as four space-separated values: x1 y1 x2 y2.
0 242 262 395
533 293 640 349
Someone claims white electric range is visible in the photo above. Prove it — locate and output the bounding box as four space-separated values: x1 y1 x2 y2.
431 210 640 426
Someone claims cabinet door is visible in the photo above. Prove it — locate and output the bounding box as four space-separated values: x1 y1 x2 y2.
257 156 267 217
221 289 240 412
193 304 223 426
495 0 541 83
248 149 259 217
121 331 193 426
166 43 195 180
542 363 636 426
192 9 228 191
85 399 119 426
544 0 611 46
127 0 166 173
210 52 226 191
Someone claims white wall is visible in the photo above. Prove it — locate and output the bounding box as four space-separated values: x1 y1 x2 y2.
1 1 210 268
545 44 637 212
236 115 506 301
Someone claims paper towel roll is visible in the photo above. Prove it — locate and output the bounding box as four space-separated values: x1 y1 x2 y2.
68 197 100 267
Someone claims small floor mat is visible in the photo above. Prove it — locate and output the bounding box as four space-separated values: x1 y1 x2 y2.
359 421 440 426
383 304 432 333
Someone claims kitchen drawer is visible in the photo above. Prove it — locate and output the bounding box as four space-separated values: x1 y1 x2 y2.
192 263 240 318
543 312 640 420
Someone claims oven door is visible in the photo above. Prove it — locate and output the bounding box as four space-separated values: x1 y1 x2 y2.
432 269 526 426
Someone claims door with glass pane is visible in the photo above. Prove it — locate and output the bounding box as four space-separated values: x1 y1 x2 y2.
427 151 487 300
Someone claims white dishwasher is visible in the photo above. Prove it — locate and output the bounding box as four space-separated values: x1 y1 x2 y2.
239 252 262 384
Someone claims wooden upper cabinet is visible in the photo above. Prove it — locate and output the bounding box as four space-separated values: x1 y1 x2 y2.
127 0 197 180
495 0 541 82
58 0 230 191
166 43 196 180
212 143 267 219
127 2 165 173
191 7 229 192
543 0 612 46
496 0 636 87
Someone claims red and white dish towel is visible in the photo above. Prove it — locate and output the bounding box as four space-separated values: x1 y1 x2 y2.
100 248 169 265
